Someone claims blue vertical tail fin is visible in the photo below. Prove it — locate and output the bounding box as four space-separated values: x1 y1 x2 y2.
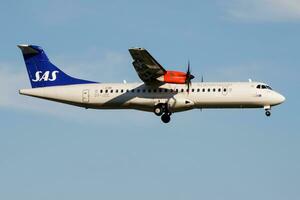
18 44 96 88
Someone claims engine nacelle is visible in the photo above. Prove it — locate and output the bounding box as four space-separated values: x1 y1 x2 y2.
157 71 187 84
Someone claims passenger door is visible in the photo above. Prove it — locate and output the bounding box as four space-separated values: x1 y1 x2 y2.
82 89 89 103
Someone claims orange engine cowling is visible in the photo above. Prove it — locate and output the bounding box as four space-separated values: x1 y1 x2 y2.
163 71 187 84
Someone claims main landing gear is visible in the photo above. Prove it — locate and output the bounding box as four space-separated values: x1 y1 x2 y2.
154 103 172 123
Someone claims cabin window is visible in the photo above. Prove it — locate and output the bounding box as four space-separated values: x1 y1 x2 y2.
208 88 210 92
159 89 162 93
105 90 108 93
218 88 221 92
100 90 103 93
153 89 157 92
223 88 227 92
175 89 178 92
115 89 118 93
181 89 184 92
137 89 140 93
142 89 146 93
202 88 205 92
148 89 151 93
197 88 200 92
110 90 113 93
213 88 216 92
164 89 168 92
121 89 124 93
131 89 135 93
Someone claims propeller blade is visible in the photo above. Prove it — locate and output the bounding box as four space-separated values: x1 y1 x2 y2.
187 60 190 75
186 60 193 94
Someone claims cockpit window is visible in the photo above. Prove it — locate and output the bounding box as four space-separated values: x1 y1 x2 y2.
266 86 272 90
256 84 272 90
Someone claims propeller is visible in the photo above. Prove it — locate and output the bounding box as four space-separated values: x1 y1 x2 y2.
185 60 194 92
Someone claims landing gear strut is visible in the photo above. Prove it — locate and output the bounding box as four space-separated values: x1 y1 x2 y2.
154 103 172 123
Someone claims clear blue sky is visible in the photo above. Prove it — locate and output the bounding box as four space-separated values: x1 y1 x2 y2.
0 1 299 199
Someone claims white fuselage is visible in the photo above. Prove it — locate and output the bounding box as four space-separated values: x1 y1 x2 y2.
19 81 285 113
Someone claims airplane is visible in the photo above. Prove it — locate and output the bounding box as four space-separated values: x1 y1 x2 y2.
18 44 285 123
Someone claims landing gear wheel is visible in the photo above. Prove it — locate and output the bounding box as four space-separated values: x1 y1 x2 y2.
154 105 164 116
161 113 171 123
265 110 271 117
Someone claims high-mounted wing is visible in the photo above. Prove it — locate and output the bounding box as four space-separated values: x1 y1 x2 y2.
129 48 166 84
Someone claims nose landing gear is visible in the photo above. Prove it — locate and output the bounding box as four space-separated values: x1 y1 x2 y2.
154 103 172 123
265 110 271 117
264 105 271 117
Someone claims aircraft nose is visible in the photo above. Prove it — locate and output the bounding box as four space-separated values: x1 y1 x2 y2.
276 93 285 104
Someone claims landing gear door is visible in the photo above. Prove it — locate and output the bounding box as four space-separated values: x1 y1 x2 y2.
82 89 89 103
154 98 168 105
